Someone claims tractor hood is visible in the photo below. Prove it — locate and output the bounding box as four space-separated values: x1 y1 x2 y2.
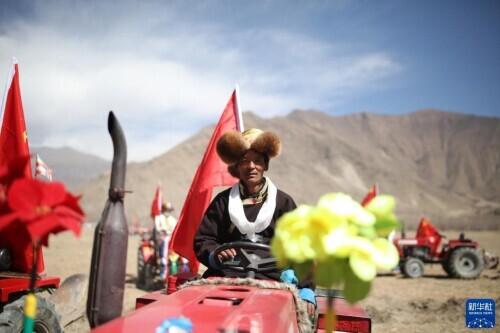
91 284 301 333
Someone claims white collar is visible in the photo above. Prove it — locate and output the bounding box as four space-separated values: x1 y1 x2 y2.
228 177 277 241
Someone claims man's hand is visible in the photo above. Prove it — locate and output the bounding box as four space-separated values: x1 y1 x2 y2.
217 248 237 262
306 301 315 319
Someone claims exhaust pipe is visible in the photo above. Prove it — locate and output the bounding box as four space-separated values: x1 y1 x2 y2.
87 111 129 328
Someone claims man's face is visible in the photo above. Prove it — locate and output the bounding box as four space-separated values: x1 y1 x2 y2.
236 150 267 187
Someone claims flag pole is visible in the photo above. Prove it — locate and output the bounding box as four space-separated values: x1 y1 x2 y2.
23 241 40 333
0 58 18 127
234 84 244 132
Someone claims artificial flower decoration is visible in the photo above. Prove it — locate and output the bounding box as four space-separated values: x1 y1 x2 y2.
271 192 400 304
0 155 31 213
0 178 84 246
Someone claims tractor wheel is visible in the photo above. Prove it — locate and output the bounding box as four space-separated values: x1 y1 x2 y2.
137 249 157 291
143 261 157 291
0 295 63 333
136 249 146 289
448 247 484 279
402 257 424 278
441 260 453 277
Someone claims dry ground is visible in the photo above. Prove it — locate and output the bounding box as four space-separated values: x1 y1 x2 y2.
42 229 500 333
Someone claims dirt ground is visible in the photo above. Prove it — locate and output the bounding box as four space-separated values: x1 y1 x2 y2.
42 229 500 333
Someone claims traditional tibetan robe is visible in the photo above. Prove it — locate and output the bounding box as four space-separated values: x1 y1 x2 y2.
194 178 296 281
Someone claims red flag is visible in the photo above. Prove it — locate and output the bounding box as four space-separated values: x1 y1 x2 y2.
170 88 243 271
150 185 163 218
361 183 379 207
416 217 440 239
35 154 53 181
0 59 32 178
0 59 44 273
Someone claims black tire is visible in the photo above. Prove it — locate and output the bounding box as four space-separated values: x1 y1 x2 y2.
0 295 62 333
441 253 453 277
441 260 453 277
136 249 157 291
136 249 146 289
402 257 424 278
143 261 156 291
448 247 484 279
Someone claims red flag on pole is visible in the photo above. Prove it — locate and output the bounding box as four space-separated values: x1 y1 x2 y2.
35 154 53 181
0 59 32 178
0 58 44 273
361 183 379 207
150 185 163 218
416 217 440 239
170 88 244 272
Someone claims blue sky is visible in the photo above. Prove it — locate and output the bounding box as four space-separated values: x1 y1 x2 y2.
0 0 499 161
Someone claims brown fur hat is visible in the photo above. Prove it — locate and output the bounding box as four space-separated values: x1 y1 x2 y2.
217 128 281 166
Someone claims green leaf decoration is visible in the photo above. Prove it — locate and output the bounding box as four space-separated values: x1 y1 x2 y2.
315 257 348 287
292 261 314 282
374 213 400 237
357 225 377 239
343 266 372 303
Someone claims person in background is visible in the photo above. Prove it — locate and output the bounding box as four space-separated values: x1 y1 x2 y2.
162 202 178 235
156 202 179 278
158 230 169 279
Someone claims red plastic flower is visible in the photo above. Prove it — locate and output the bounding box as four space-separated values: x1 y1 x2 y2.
0 178 84 246
0 155 31 214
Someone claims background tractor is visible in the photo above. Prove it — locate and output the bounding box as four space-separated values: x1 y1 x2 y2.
394 217 498 279
136 230 190 291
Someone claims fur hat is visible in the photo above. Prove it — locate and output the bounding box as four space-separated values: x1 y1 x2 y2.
216 128 281 166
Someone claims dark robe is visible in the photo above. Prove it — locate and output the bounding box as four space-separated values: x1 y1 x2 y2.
194 186 307 283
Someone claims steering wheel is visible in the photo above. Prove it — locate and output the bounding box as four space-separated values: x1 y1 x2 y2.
212 241 277 278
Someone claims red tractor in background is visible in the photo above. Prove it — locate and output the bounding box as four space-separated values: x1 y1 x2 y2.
0 229 62 331
393 217 498 279
136 229 190 291
136 232 159 291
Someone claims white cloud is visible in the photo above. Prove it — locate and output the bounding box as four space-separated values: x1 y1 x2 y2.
0 0 401 161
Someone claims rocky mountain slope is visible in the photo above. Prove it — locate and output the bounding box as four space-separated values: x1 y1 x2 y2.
78 109 500 229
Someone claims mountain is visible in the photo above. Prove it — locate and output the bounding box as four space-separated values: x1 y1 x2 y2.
31 146 109 190
79 109 500 229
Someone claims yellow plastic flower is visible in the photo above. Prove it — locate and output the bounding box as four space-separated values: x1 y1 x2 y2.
272 192 400 304
272 205 315 263
318 193 375 227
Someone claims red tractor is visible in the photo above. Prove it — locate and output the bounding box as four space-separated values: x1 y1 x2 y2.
0 230 62 331
136 230 190 291
136 231 160 291
393 217 498 279
93 242 372 333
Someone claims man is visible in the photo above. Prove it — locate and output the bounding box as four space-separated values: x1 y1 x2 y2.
194 128 316 316
162 202 178 235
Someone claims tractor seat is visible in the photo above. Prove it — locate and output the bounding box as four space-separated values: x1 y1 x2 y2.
459 233 472 242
